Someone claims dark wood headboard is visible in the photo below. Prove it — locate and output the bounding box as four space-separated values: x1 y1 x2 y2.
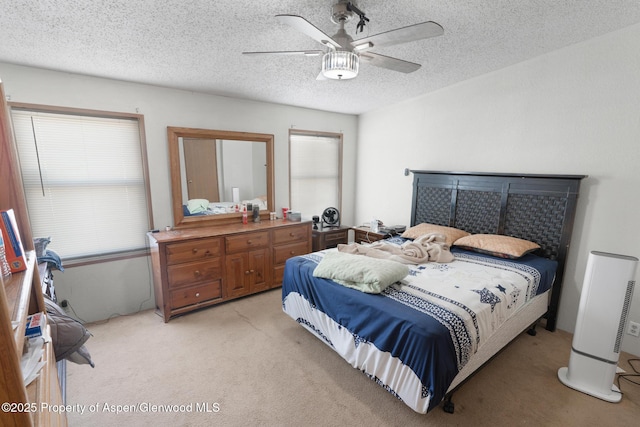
409 171 586 331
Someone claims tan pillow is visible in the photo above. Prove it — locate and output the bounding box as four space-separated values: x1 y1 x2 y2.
453 234 540 259
402 223 470 247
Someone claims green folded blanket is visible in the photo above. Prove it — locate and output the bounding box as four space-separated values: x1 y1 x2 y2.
313 251 409 293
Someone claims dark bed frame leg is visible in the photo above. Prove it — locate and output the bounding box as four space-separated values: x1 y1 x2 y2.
442 393 455 414
527 321 538 336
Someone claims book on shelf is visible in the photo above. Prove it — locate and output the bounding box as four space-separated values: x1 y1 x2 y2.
25 312 44 338
0 208 27 272
20 313 49 387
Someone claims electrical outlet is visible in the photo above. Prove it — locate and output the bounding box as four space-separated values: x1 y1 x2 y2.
628 321 640 337
59 299 71 313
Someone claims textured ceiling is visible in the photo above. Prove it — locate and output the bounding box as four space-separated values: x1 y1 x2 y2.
1 1 640 115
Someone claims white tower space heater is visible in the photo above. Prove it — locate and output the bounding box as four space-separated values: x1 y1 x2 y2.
558 251 638 402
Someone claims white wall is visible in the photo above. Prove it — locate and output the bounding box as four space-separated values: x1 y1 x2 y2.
0 63 358 322
356 23 640 356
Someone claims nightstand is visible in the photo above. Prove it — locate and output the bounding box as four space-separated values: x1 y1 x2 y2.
312 225 350 251
352 226 391 244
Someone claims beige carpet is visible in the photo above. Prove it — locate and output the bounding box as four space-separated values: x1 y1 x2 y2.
66 288 640 426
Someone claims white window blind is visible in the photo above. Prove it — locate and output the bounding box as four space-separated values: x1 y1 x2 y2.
11 108 150 260
289 132 342 219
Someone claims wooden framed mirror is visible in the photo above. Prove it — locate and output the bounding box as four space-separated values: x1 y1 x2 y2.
168 127 275 228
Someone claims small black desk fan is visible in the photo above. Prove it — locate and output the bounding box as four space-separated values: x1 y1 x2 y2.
321 207 340 228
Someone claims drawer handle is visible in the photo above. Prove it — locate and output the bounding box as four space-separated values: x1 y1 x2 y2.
194 270 201 277
289 232 295 237
290 250 296 255
192 248 199 254
247 240 252 245
245 270 250 275
195 292 200 297
250 269 255 274
204 250 211 256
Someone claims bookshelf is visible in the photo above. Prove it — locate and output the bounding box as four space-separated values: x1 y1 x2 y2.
0 79 67 425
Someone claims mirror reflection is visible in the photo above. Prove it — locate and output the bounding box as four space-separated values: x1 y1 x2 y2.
168 127 274 228
179 138 268 213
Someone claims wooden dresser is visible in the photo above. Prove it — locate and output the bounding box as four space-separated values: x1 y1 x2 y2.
148 220 311 322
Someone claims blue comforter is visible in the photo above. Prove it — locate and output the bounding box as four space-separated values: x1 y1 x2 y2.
282 247 557 412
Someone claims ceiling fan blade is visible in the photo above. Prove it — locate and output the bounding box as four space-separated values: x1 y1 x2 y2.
360 52 421 73
351 21 443 51
243 50 323 57
276 14 343 49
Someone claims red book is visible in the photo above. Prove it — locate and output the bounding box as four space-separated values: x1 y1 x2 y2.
0 209 27 273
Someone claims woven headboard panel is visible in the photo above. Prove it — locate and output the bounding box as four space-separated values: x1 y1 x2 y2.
410 171 585 331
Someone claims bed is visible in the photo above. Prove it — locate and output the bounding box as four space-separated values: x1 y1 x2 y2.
281 171 585 414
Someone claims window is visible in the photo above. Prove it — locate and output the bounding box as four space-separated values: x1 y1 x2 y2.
10 105 152 262
289 130 342 219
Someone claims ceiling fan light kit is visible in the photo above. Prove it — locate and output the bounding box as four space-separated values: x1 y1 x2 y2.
322 50 359 80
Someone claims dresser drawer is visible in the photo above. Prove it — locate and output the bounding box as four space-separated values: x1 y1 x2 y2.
225 231 269 254
170 281 222 309
273 265 285 287
167 258 223 288
324 229 348 245
165 238 222 265
273 241 310 265
272 224 309 245
353 228 388 244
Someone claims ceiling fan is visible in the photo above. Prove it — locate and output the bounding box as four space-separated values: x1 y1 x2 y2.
243 1 444 80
